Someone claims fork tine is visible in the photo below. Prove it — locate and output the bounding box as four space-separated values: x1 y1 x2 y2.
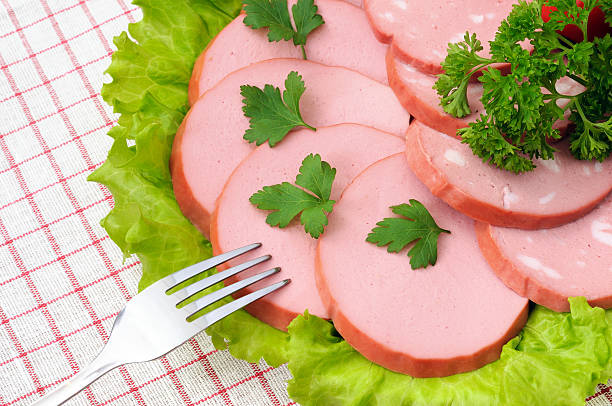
181 267 281 315
172 255 272 302
160 243 262 289
188 279 291 327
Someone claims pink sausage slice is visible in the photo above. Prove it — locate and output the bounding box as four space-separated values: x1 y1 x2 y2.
476 193 612 312
364 0 516 74
386 50 584 139
210 124 405 331
316 153 528 377
188 0 388 104
386 50 483 139
405 121 612 229
172 59 411 237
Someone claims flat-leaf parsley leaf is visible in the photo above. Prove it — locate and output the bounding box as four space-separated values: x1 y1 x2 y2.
250 153 336 238
366 200 450 270
243 0 324 59
241 71 316 147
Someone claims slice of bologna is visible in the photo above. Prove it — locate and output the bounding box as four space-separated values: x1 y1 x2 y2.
315 153 528 377
405 121 612 229
172 59 411 237
386 50 482 139
476 193 612 312
188 0 388 104
364 0 517 74
210 124 405 331
387 50 584 139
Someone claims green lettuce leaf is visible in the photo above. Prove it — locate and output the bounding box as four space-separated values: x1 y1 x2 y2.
89 0 290 366
606 310 612 380
92 0 612 402
287 298 612 406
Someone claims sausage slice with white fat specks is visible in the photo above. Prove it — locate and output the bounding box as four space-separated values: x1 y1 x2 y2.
386 49 483 139
476 193 612 312
364 0 516 74
386 49 584 139
404 121 612 229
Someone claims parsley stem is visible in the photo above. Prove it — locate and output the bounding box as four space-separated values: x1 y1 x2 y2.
302 122 316 131
555 32 575 50
300 45 307 60
469 63 492 78
575 98 612 129
573 98 588 124
579 17 589 42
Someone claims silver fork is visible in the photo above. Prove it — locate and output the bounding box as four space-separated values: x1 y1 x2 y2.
32 243 287 406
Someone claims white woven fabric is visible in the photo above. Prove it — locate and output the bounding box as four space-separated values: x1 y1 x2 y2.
0 1 293 404
0 0 609 405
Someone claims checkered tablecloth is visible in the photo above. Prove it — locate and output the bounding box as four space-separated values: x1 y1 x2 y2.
0 0 610 405
0 0 294 404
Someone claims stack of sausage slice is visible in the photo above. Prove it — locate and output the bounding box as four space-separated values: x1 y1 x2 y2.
172 0 612 379
173 58 410 236
211 124 404 330
316 154 529 377
188 0 388 104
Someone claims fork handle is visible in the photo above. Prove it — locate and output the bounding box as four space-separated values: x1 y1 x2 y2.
31 348 120 405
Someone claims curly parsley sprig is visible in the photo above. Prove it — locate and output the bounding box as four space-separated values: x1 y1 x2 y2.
435 0 612 173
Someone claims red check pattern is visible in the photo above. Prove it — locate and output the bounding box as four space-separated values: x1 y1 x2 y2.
0 1 608 405
0 0 294 404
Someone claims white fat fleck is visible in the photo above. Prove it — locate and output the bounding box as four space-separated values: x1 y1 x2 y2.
393 0 408 10
406 78 428 85
539 192 556 205
583 166 591 176
502 186 519 209
432 49 445 58
537 158 561 173
382 12 395 22
400 61 417 73
526 236 533 243
399 62 427 85
469 14 484 23
594 162 603 173
576 261 586 267
517 254 562 279
592 220 612 247
485 12 496 19
444 149 466 167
